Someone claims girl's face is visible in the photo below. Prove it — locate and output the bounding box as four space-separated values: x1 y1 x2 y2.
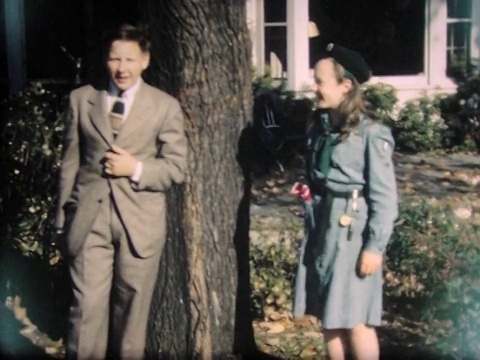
312 58 352 110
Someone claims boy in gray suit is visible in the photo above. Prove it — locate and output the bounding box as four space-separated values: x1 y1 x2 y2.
55 24 188 359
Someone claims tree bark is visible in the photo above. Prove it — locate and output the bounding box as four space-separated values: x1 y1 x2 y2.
138 1 255 358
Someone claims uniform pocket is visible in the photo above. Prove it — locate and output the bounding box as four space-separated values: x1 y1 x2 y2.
331 134 364 173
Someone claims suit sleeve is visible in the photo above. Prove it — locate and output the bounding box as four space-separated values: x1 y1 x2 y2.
131 99 188 192
54 93 80 229
363 124 398 255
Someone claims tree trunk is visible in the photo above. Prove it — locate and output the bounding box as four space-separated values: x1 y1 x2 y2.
138 1 255 358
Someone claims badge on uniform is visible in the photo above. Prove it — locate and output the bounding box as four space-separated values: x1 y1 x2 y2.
338 189 359 240
383 140 389 151
339 214 352 227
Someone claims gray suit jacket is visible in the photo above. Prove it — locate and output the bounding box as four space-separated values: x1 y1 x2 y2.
55 80 188 258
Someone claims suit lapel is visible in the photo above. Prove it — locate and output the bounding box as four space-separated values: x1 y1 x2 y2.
115 81 152 143
88 89 113 146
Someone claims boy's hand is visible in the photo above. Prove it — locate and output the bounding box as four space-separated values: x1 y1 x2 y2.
104 145 137 177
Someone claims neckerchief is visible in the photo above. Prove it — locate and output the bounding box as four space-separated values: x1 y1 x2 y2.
310 113 339 179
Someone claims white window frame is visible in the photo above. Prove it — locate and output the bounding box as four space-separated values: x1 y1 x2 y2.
471 0 480 68
248 0 310 91
262 0 287 79
370 0 455 90
446 0 473 72
248 0 472 100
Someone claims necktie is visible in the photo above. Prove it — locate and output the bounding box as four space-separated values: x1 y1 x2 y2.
110 92 124 139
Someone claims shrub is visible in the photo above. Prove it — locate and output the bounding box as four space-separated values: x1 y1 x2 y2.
385 199 480 359
250 238 299 318
391 96 446 153
252 66 286 96
251 82 314 173
0 83 69 261
363 82 399 127
439 75 480 152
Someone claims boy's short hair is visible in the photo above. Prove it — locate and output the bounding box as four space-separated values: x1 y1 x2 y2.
103 23 151 54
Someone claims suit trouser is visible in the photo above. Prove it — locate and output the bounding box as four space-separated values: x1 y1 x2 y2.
67 196 161 360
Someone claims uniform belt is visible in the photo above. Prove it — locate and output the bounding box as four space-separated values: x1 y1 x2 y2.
313 186 364 198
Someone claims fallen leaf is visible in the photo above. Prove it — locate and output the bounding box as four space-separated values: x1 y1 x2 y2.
267 311 285 322
265 180 275 188
454 172 470 183
300 346 318 358
270 186 281 194
266 323 285 334
257 321 273 331
265 337 281 346
294 315 319 327
303 331 322 338
471 175 480 186
454 207 472 219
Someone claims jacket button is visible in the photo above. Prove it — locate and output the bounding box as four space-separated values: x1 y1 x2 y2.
98 199 103 203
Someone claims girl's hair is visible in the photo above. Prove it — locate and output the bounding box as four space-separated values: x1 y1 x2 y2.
329 57 366 140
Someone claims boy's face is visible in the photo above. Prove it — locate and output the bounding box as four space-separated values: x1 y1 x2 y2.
106 40 150 91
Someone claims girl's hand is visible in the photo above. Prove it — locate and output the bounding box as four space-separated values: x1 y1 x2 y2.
359 251 383 277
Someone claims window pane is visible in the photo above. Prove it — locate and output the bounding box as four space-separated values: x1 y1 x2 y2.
264 0 286 23
309 0 425 76
453 22 471 48
447 0 472 18
264 26 287 78
448 48 469 70
447 22 471 76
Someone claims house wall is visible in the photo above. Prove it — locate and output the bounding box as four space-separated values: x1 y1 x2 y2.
472 0 480 69
247 0 479 104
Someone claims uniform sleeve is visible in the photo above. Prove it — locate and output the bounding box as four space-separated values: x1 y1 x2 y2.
363 124 398 254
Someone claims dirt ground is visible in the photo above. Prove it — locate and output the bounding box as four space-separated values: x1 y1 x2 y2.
1 151 479 359
250 151 480 359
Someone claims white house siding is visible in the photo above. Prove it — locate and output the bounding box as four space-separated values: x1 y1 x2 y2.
286 0 309 91
471 0 480 69
246 0 479 104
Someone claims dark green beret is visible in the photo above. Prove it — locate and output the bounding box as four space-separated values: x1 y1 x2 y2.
325 43 371 84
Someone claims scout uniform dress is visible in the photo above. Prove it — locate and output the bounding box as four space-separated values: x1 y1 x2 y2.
307 111 398 329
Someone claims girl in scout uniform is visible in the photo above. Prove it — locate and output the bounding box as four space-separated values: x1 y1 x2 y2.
307 43 398 360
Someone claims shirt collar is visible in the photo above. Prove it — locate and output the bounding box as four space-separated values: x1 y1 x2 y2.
108 78 142 100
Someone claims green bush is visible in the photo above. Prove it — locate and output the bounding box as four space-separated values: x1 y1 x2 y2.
386 199 480 359
252 67 286 96
439 75 480 152
0 83 69 261
249 197 480 357
363 82 398 127
250 239 299 318
391 96 446 153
